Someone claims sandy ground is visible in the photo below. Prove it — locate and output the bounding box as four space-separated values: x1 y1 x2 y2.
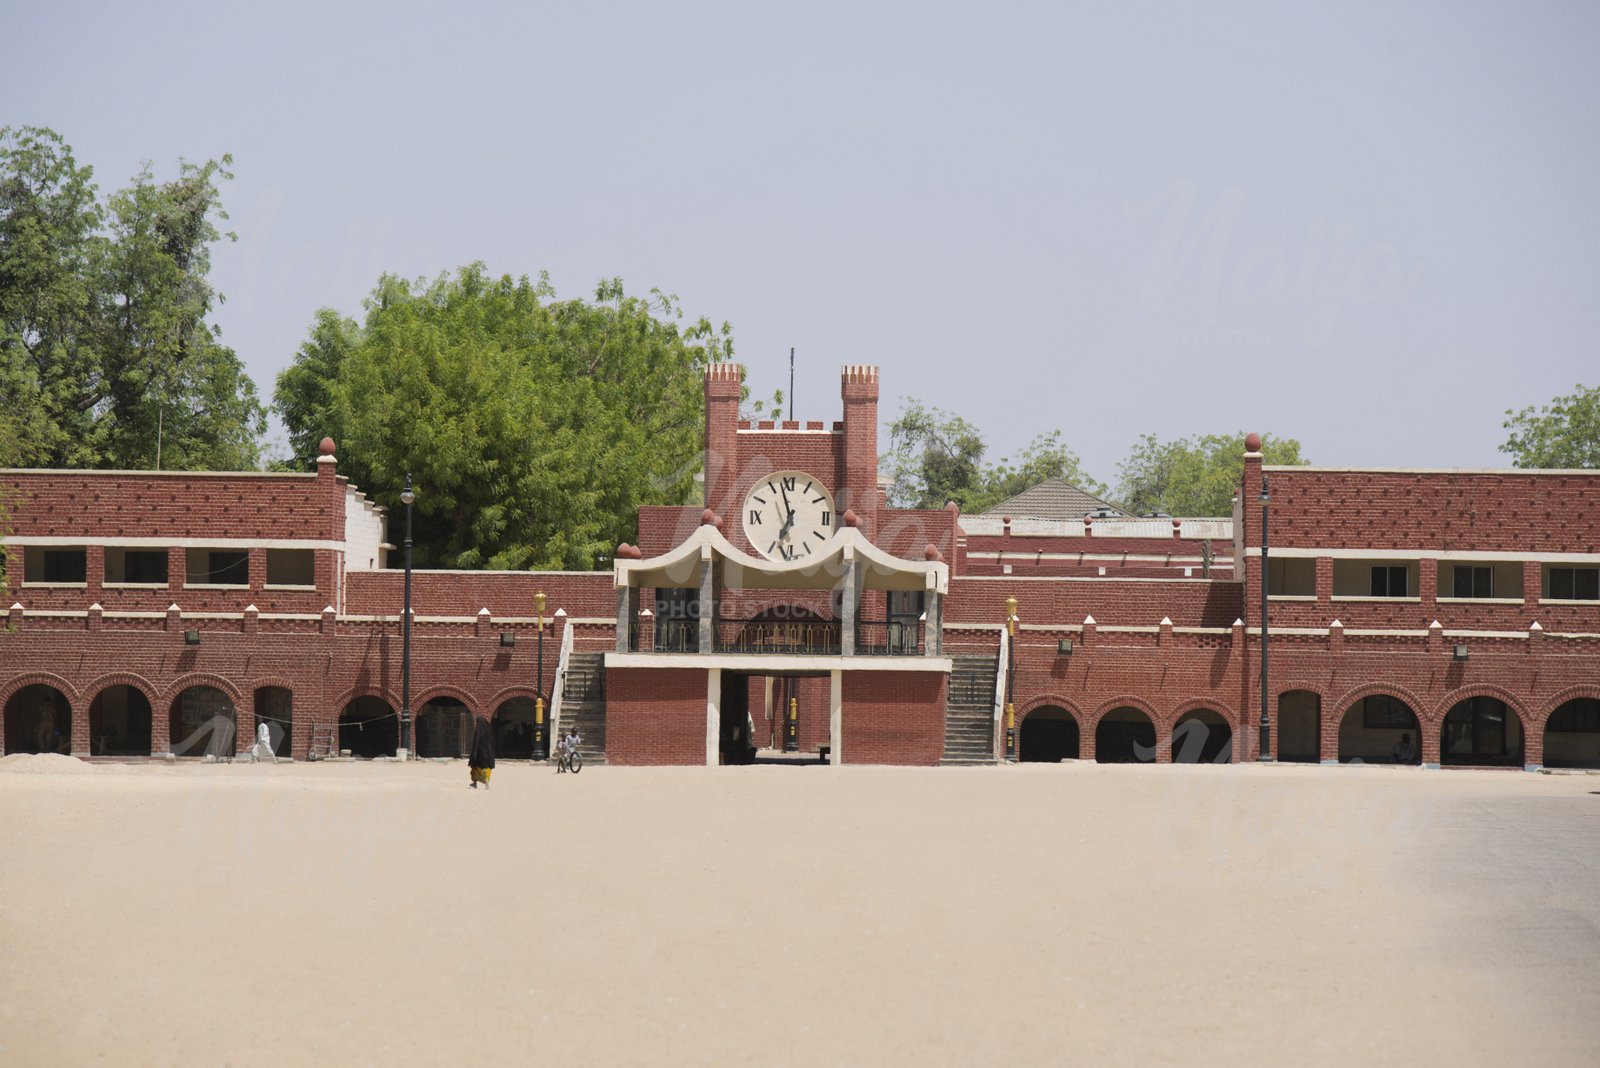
1 755 1597 1067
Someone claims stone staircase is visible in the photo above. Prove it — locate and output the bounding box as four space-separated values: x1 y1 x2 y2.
559 652 607 764
941 655 998 765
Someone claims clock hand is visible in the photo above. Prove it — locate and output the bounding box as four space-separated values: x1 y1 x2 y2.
779 487 795 537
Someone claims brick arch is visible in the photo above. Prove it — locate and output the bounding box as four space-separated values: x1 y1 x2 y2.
486 686 540 716
0 671 80 710
1538 685 1600 726
1018 693 1087 730
1089 695 1160 728
160 673 244 711
1433 684 1533 731
83 672 160 709
1166 697 1239 732
1272 681 1327 704
329 685 397 715
1330 682 1428 725
248 678 300 698
412 685 481 717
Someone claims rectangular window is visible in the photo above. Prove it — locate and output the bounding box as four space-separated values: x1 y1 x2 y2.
1548 567 1600 601
104 547 169 585
266 549 314 586
24 546 87 583
1362 695 1413 729
1452 566 1493 599
1370 565 1408 597
654 588 699 652
186 548 249 586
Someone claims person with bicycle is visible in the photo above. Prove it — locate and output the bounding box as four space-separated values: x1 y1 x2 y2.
556 727 582 773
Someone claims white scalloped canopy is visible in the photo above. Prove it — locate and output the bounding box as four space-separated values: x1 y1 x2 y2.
614 525 947 594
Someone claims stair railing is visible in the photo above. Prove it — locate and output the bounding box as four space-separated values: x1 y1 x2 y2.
548 615 577 743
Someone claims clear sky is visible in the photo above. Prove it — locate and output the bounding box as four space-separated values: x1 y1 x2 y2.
5 0 1596 484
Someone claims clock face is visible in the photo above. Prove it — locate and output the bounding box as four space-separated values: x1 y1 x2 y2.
741 471 836 561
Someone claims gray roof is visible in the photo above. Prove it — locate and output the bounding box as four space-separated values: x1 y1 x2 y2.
981 478 1125 520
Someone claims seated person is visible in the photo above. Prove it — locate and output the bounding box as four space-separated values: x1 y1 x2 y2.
1391 732 1415 764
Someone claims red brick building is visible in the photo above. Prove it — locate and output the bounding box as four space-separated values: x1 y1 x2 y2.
3 365 1598 770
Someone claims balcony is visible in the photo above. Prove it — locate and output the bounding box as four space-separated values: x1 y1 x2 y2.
650 618 924 656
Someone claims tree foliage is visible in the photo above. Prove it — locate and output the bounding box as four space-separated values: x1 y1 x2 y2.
276 266 734 570
0 126 263 470
1116 432 1307 517
883 399 1107 512
1500 384 1600 469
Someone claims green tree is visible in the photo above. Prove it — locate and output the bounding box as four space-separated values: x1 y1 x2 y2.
884 400 1106 512
276 266 734 570
0 126 103 466
978 430 1109 512
1116 432 1308 516
1500 384 1600 468
0 126 264 470
884 400 989 510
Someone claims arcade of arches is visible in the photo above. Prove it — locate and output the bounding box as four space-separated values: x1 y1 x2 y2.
8 680 1599 769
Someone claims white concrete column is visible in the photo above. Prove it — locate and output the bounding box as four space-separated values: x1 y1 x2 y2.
829 670 843 765
705 668 721 767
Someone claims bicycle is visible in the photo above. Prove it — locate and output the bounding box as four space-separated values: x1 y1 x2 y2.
555 732 583 774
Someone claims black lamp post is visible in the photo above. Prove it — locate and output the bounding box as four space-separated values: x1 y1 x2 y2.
533 591 548 760
400 475 415 759
1005 596 1018 762
1258 474 1271 762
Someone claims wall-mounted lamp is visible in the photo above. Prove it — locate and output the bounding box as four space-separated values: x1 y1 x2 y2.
1057 638 1074 655
500 631 516 647
1452 644 1469 661
184 629 201 645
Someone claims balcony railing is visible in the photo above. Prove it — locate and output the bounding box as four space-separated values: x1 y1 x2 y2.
855 620 922 656
718 620 841 655
649 618 923 656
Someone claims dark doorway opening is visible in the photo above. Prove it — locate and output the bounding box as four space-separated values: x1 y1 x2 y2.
1278 690 1320 762
1338 695 1420 764
255 687 292 758
1441 696 1522 767
4 684 71 755
90 685 152 756
720 672 755 764
1021 706 1079 762
415 697 470 759
170 686 237 758
495 698 536 759
1544 699 1600 769
1096 707 1155 763
340 696 398 758
1172 709 1232 763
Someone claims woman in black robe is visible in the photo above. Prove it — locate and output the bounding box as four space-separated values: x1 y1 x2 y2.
469 714 495 788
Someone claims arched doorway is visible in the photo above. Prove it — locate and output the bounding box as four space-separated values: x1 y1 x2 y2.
1544 699 1600 769
1440 696 1522 767
1338 694 1420 764
89 685 152 756
254 687 293 758
1278 691 1321 763
1020 706 1080 762
1172 709 1231 763
170 686 237 759
4 685 71 755
495 697 536 759
415 697 471 759
340 696 397 758
1096 707 1155 763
